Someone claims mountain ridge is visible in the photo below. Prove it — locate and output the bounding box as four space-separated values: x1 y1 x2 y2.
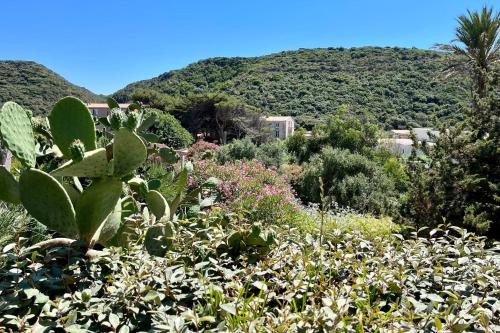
113 46 468 128
0 60 103 115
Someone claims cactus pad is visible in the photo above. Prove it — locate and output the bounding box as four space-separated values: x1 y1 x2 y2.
94 199 122 245
75 177 123 242
0 166 20 204
19 169 78 238
51 148 108 178
145 190 170 219
49 97 96 158
113 128 147 177
0 102 36 167
159 147 180 164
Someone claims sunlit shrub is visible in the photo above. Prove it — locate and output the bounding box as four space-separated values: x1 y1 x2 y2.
193 159 300 225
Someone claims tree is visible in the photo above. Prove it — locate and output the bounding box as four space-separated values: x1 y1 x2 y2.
146 108 193 149
436 6 499 132
172 93 265 143
407 8 500 236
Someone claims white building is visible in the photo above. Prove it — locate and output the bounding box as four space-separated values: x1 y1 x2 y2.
381 128 439 156
87 103 130 118
264 116 295 139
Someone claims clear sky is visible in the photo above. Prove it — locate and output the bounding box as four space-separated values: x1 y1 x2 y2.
1 0 498 94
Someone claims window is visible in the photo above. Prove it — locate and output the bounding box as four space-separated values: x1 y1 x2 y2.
273 123 280 138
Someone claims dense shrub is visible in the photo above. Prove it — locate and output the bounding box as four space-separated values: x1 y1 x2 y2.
147 108 193 148
215 138 257 164
255 139 288 168
1 221 498 332
193 159 300 225
296 147 399 216
187 140 220 160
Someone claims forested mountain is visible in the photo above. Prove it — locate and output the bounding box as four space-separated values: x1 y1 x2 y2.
0 61 103 115
114 47 468 129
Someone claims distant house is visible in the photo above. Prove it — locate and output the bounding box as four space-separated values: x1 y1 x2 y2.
382 128 439 156
264 116 295 139
390 128 439 142
87 103 130 118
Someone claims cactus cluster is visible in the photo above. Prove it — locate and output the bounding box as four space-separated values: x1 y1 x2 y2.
0 97 171 250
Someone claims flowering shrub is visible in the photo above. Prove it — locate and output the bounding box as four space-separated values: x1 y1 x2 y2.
187 140 220 160
193 159 300 225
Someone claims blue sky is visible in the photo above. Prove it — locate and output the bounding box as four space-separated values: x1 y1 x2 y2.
1 0 498 94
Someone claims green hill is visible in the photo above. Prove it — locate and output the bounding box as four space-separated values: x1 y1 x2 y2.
0 61 103 116
114 47 468 129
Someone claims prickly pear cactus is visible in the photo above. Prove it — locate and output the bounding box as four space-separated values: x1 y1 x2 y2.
125 111 140 130
69 139 86 162
0 102 36 167
51 148 108 178
94 199 122 245
19 169 78 238
113 128 147 177
49 97 96 158
75 177 123 243
0 166 20 204
159 147 180 164
108 108 126 130
145 190 170 219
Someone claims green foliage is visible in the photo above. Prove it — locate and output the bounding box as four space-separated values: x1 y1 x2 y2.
146 108 193 148
287 112 380 164
193 159 300 225
114 47 468 129
404 9 499 237
0 61 103 116
0 203 47 250
216 137 257 164
1 221 498 331
298 147 399 216
255 139 288 168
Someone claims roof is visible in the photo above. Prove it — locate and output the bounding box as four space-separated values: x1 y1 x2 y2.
265 116 294 122
87 103 130 109
390 129 411 134
379 138 414 146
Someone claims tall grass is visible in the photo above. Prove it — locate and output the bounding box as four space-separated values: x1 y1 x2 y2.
0 203 47 250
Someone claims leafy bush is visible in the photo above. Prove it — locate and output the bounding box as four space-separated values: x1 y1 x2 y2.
147 108 193 148
187 140 220 160
296 147 399 216
297 207 401 240
255 139 288 168
193 159 300 225
215 137 257 164
1 222 498 332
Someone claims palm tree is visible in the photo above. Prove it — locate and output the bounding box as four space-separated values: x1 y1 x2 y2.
436 7 499 98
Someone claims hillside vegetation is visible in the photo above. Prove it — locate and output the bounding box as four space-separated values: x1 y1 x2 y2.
0 61 103 115
114 47 468 128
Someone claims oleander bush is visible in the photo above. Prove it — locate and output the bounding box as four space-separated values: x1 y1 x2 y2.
1 219 498 332
192 159 300 225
